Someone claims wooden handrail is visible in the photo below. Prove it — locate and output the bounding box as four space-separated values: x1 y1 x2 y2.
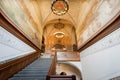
47 52 77 80
48 52 57 75
0 9 41 51
78 13 120 52
0 52 41 80
46 75 76 80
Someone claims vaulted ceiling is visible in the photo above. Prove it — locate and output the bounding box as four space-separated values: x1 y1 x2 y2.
0 0 120 51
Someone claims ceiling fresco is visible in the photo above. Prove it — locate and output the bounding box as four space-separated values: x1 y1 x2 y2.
0 0 120 50
43 19 76 50
77 0 120 48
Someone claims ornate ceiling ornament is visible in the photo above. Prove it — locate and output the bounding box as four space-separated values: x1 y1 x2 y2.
54 22 64 29
54 19 64 29
51 0 69 16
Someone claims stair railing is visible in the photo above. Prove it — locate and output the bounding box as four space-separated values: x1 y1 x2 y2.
46 75 76 80
48 51 57 75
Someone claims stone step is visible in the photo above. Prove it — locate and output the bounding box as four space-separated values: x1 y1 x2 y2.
17 71 48 74
14 73 46 77
9 58 52 80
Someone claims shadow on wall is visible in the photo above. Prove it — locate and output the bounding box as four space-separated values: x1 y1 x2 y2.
56 62 82 80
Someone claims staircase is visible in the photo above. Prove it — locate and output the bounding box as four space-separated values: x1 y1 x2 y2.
9 58 52 80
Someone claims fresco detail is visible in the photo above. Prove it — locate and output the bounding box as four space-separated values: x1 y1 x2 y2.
0 0 42 48
77 0 120 48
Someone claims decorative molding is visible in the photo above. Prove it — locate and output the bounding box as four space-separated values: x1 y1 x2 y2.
0 26 35 52
81 28 120 58
78 11 120 52
0 12 41 51
0 26 36 63
57 51 80 61
0 1 41 49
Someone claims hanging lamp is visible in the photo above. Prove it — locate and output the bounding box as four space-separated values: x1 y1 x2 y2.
51 0 69 16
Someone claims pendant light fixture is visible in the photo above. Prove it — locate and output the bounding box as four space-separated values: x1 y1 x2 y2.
51 0 69 16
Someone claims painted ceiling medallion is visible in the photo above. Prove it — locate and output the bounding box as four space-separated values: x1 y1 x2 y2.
51 0 69 16
54 22 64 29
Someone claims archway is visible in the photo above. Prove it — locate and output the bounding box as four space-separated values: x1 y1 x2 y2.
56 62 82 80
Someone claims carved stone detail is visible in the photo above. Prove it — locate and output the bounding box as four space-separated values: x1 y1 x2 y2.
0 26 35 52
81 28 120 58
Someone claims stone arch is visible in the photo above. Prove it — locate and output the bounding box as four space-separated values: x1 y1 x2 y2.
56 62 82 80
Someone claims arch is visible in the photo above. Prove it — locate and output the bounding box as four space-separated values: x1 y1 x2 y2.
43 19 75 32
56 62 82 80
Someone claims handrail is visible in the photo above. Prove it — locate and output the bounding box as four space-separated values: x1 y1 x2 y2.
46 75 76 80
48 51 57 75
0 52 41 80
